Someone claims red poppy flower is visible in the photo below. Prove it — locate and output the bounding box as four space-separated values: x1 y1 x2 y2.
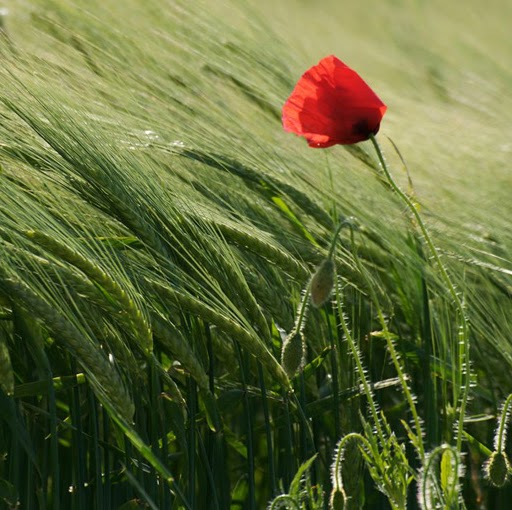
282 55 387 147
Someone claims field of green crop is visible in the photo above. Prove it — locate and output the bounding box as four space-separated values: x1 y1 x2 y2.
0 0 511 508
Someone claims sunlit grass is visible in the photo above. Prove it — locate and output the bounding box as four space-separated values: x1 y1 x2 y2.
0 0 511 508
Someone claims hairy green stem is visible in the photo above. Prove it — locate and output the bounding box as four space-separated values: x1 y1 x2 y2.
332 433 372 490
496 393 512 453
334 281 385 443
268 494 300 509
420 444 461 510
327 219 348 259
349 226 425 460
369 134 470 453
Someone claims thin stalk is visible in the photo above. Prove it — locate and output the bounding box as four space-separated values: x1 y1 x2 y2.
196 431 219 510
48 372 60 510
124 438 134 501
288 392 315 455
324 308 341 439
369 134 470 453
269 495 300 509
327 219 347 259
89 389 103 510
148 360 161 504
186 378 197 509
283 394 295 488
205 324 215 394
26 450 34 509
70 359 86 510
496 393 512 453
419 248 439 450
7 401 22 504
258 362 277 496
294 280 311 332
205 324 224 507
157 375 171 510
234 342 256 510
298 371 308 460
102 407 111 509
334 279 385 444
349 226 425 460
332 432 373 489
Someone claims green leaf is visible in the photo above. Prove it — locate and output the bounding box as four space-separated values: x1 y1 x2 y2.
289 453 317 496
224 428 247 459
0 479 19 506
302 346 331 380
0 337 14 395
463 430 493 457
13 373 86 398
271 196 318 246
440 449 454 495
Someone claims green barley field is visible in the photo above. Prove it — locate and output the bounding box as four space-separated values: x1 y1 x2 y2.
1 0 511 508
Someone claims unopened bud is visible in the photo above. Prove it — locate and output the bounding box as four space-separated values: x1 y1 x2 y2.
486 451 510 487
311 258 335 308
329 488 345 510
281 330 304 378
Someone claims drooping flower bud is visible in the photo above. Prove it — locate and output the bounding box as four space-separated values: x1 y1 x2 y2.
310 258 335 308
329 488 345 510
281 330 305 378
485 451 510 487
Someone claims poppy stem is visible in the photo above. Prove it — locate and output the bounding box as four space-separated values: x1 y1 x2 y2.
327 218 348 259
347 222 424 460
369 134 470 454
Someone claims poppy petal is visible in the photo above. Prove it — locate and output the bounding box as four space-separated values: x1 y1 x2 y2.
282 55 387 147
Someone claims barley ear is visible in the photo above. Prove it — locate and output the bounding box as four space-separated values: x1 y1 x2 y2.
24 230 153 354
1 273 135 421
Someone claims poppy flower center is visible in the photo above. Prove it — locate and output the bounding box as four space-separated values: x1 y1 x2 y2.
352 118 379 138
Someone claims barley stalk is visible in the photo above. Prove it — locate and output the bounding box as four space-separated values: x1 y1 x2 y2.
148 279 290 388
177 148 334 230
151 312 210 392
24 229 153 353
4 241 149 373
0 333 14 395
0 270 135 421
169 217 272 341
211 221 309 279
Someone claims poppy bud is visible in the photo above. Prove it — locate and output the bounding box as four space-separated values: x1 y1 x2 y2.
485 451 510 487
281 330 305 378
329 488 345 510
310 258 335 308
